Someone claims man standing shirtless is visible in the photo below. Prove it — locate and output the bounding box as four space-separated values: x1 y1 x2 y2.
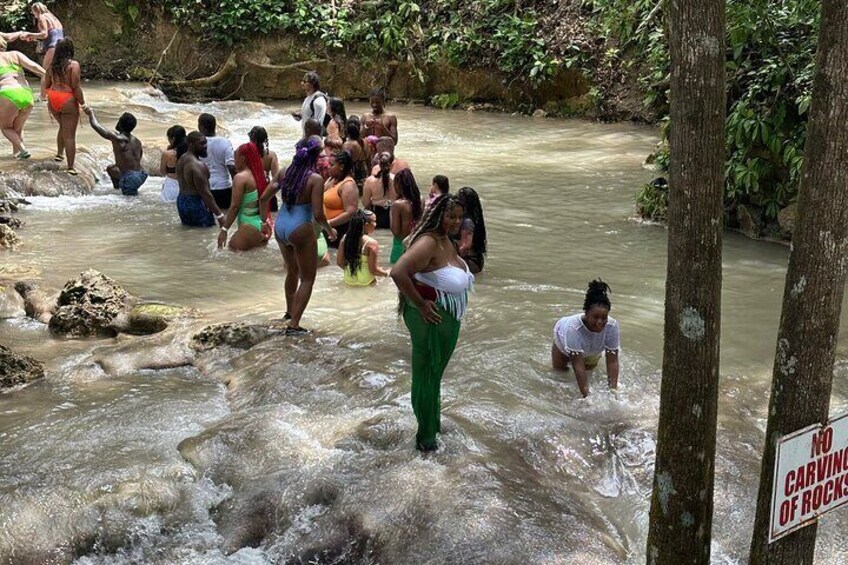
176 131 226 228
362 88 398 144
84 108 147 195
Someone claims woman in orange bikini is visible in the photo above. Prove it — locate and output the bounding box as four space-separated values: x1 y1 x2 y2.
323 150 359 249
43 38 85 175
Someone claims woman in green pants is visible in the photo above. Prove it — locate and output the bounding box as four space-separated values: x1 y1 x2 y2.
391 195 474 451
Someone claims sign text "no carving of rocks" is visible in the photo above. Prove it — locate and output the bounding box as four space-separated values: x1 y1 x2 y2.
770 412 848 542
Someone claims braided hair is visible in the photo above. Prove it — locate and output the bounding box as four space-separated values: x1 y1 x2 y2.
237 142 268 195
397 194 463 314
583 279 612 312
456 186 487 256
280 136 321 209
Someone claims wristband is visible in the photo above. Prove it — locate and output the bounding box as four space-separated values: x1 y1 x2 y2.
215 213 225 220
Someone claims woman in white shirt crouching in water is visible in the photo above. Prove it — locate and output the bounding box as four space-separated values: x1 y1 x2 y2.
552 279 620 397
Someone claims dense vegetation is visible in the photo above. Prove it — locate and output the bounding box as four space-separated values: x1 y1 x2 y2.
601 0 818 236
1 0 820 237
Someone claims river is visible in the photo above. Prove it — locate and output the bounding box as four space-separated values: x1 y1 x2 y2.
1 83 847 564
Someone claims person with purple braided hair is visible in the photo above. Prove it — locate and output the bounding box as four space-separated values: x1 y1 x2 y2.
260 135 336 334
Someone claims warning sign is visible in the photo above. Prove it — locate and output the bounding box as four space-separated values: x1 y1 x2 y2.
770 412 848 542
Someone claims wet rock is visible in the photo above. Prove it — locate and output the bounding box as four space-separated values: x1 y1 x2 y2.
0 199 19 214
0 344 45 388
0 285 26 319
532 108 548 118
0 263 40 281
736 204 762 239
14 281 57 324
49 270 137 337
0 155 97 198
0 216 22 229
0 224 20 248
191 323 280 351
93 328 196 377
123 302 192 335
778 203 797 237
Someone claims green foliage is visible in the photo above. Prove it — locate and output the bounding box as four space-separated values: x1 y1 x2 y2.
105 0 142 32
0 1 33 31
636 179 669 222
159 0 554 82
587 0 819 227
430 93 461 109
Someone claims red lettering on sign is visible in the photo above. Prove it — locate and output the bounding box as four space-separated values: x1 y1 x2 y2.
802 489 812 514
824 479 834 506
813 484 823 510
785 470 796 496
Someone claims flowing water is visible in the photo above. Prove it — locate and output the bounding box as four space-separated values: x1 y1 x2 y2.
2 83 848 564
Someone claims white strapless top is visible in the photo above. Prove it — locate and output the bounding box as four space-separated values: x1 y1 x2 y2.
414 260 474 320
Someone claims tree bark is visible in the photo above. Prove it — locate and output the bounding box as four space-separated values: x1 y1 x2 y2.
646 0 725 562
749 1 848 563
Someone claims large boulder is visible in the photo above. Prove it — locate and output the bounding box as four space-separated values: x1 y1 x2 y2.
122 302 192 335
14 281 57 324
0 155 97 198
48 270 137 337
0 344 45 389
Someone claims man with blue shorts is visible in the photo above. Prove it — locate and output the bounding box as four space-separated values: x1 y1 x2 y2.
175 132 226 228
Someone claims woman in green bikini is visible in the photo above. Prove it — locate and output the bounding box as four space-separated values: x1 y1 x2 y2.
217 143 269 252
0 36 45 159
389 168 423 264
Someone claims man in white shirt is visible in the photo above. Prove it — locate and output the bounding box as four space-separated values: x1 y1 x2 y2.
198 113 236 209
291 71 328 135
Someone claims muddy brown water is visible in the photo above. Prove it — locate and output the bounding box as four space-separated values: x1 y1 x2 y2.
1 83 847 564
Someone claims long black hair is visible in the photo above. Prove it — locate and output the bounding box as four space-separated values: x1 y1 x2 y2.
395 168 422 224
342 210 369 276
329 97 347 137
51 38 74 82
248 126 269 157
167 125 188 159
456 186 487 256
583 279 612 311
280 136 322 209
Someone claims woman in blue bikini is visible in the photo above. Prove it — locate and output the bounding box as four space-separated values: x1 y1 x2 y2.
260 135 335 334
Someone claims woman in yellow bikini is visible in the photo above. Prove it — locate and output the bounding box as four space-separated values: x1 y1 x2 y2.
337 210 389 286
0 36 45 159
44 39 86 175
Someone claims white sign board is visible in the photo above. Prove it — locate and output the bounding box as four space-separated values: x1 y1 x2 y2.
770 411 848 543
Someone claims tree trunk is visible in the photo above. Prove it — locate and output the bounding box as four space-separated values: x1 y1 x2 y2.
646 0 725 562
749 1 848 562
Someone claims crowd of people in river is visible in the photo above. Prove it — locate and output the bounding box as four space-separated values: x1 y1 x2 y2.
2 5 621 451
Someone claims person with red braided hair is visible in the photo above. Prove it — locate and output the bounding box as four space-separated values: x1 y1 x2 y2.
217 143 269 251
